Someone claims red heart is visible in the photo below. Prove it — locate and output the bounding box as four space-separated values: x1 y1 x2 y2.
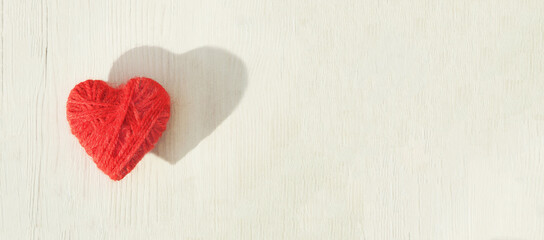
67 77 170 180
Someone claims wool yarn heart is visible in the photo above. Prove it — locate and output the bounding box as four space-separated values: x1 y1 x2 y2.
67 77 170 180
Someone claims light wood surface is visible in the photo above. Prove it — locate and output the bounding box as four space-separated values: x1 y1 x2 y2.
2 0 544 239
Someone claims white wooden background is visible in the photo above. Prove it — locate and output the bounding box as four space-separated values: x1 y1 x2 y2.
1 0 544 239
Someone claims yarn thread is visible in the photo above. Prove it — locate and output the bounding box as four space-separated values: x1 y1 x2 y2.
67 77 170 180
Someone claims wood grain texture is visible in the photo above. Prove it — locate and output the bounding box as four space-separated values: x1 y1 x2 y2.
1 0 544 239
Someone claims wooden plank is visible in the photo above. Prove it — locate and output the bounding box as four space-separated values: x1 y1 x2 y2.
1 0 48 238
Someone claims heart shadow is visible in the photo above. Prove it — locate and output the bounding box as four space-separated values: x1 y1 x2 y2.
108 46 248 164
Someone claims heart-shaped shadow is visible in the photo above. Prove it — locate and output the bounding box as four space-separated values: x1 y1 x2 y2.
108 46 247 164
